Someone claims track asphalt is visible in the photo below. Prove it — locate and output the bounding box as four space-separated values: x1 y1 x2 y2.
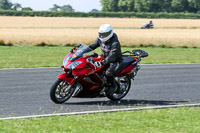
0 64 200 118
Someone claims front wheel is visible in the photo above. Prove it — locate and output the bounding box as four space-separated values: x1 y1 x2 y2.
50 79 75 104
106 77 131 101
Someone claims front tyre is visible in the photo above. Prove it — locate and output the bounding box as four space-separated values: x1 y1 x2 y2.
50 79 75 104
106 77 131 101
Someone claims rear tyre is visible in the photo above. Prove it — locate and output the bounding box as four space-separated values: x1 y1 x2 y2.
50 79 75 104
106 77 131 101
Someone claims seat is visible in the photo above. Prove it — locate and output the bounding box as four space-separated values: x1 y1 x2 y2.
115 56 136 74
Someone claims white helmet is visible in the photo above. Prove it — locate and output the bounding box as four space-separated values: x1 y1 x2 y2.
98 24 114 43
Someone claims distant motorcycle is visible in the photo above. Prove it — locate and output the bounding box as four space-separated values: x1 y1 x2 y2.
141 21 154 29
50 44 148 104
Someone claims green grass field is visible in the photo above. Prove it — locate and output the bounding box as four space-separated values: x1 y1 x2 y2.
0 46 200 69
1 107 200 133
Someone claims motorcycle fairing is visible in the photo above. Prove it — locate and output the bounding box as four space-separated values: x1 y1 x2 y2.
116 65 134 77
57 73 75 85
72 68 96 77
73 74 102 98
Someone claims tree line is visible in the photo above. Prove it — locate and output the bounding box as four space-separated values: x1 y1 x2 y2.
0 0 199 19
49 4 74 12
101 0 200 13
0 0 95 12
0 10 199 19
0 0 33 11
0 0 75 12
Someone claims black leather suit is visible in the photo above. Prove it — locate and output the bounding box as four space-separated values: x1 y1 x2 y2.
89 33 123 83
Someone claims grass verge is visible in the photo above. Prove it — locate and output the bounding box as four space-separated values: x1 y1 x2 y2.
0 107 200 133
0 46 200 69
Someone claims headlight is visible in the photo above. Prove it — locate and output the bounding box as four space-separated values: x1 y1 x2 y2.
66 61 82 70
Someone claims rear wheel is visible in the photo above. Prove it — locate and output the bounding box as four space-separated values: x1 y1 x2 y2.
50 79 75 104
106 77 131 101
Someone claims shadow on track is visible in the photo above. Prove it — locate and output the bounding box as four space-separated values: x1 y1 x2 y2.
64 99 188 106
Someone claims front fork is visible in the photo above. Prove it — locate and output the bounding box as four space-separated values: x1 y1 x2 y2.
57 73 84 97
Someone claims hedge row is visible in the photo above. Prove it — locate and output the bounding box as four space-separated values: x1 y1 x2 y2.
0 10 200 19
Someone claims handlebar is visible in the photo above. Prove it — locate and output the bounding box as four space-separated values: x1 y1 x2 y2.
86 57 97 69
86 57 95 64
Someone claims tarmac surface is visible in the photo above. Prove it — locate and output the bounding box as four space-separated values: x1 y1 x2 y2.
0 64 200 118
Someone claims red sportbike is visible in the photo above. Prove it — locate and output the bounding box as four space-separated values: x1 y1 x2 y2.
50 44 148 103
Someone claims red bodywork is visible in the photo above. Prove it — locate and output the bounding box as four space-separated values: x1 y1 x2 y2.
57 49 138 98
116 65 134 77
57 73 75 85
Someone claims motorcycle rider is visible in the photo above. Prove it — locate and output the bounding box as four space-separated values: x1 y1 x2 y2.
147 20 154 28
89 24 123 94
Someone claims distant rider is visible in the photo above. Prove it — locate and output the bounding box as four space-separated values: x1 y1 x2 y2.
89 24 123 94
147 20 154 28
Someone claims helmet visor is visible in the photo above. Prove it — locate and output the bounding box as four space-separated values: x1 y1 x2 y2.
99 30 112 39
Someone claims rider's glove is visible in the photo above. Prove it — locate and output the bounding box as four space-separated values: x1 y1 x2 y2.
94 60 105 68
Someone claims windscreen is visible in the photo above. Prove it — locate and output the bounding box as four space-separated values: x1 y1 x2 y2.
70 44 92 61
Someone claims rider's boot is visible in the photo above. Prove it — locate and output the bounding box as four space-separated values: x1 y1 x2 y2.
105 76 117 95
